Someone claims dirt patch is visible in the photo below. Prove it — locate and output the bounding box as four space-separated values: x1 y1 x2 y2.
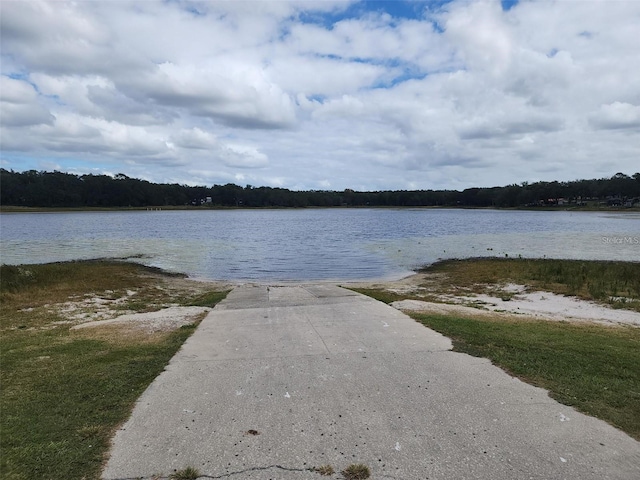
345 272 435 293
391 299 512 319
445 285 640 326
40 273 232 334
71 306 211 333
346 274 640 327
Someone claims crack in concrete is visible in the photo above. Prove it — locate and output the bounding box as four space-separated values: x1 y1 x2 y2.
202 464 318 478
109 464 319 480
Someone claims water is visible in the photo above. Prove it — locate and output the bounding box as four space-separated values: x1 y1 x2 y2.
1 209 638 281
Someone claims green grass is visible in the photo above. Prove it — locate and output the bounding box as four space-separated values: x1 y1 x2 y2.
351 258 640 440
410 314 640 440
0 260 180 292
349 288 406 305
1 326 197 479
183 290 229 308
423 258 640 311
0 261 227 480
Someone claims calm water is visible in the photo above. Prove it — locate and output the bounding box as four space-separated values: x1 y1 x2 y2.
1 209 638 281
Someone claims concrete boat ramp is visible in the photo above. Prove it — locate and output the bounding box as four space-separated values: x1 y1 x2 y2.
103 284 639 480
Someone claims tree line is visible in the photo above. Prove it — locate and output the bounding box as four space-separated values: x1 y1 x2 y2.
1 169 639 209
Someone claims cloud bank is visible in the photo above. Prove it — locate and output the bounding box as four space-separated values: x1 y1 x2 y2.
1 0 638 190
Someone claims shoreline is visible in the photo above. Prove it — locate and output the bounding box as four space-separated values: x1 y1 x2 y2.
2 205 640 213
8 258 638 328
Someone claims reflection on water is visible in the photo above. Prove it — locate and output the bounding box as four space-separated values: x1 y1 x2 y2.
1 209 638 281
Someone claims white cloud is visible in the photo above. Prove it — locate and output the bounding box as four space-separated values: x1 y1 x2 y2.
221 144 269 169
442 0 514 75
0 76 55 127
122 60 297 129
589 102 640 131
268 54 391 97
1 0 639 190
171 128 218 150
0 0 118 76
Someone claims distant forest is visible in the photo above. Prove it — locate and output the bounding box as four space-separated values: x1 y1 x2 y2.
1 169 639 209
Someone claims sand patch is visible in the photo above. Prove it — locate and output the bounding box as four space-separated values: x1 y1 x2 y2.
36 274 232 333
391 299 510 319
346 273 640 327
345 272 436 292
392 285 640 327
71 306 210 333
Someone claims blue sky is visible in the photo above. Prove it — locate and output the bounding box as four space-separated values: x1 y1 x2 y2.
1 0 638 190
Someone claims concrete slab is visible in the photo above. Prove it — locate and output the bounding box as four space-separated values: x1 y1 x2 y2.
103 285 640 480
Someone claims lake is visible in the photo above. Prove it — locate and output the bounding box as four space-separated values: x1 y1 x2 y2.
0 209 638 281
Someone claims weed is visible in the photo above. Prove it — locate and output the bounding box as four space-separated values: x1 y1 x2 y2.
0 265 36 291
314 464 335 476
170 466 200 480
342 463 371 479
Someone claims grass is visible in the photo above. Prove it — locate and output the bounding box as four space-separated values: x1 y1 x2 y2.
170 466 201 480
313 464 335 476
353 258 640 313
184 290 229 308
422 258 640 312
0 261 175 322
0 260 227 480
341 463 371 479
411 314 640 440
351 258 640 441
348 288 407 305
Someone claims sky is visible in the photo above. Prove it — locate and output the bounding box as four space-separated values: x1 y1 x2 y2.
1 0 639 191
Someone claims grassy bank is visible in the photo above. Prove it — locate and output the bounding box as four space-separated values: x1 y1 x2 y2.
353 258 640 312
422 257 640 311
413 314 640 440
0 261 228 480
353 258 640 440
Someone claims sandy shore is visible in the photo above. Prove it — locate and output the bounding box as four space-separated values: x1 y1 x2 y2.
344 273 640 327
64 271 640 333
